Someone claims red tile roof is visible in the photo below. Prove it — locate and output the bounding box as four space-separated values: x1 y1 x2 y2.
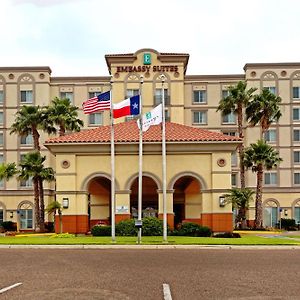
45 121 241 144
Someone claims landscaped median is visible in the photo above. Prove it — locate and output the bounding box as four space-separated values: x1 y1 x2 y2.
0 233 300 245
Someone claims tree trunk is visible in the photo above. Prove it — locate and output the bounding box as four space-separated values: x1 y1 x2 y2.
33 177 41 232
255 166 264 228
59 211 63 234
237 104 245 188
239 207 247 229
32 127 40 152
59 125 65 137
38 178 45 232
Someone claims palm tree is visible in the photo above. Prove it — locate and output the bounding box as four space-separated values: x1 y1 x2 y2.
217 81 257 188
224 188 255 229
19 152 55 232
244 140 282 228
10 105 55 151
246 88 282 136
47 97 83 136
0 162 18 181
45 201 63 233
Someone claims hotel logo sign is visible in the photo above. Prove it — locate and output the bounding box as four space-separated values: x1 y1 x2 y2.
143 53 151 65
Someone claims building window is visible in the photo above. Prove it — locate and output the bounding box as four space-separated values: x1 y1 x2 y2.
231 174 237 186
193 90 206 103
231 152 237 167
0 155 3 188
89 113 103 126
293 108 300 121
294 173 300 185
294 151 300 163
293 87 300 100
60 92 73 103
264 86 276 94
20 90 33 103
294 201 300 225
293 129 300 142
0 112 3 125
88 92 101 99
193 111 207 124
20 134 33 146
263 201 278 227
264 129 276 143
264 173 277 185
222 112 236 124
20 177 33 188
0 206 3 223
0 91 4 105
222 90 230 99
154 89 169 105
0 132 3 146
19 202 33 229
223 131 237 136
126 89 139 98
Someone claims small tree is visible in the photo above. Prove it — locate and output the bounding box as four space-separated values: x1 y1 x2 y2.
46 201 63 234
224 188 255 229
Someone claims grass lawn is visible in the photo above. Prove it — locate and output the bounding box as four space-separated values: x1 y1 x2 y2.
0 234 299 245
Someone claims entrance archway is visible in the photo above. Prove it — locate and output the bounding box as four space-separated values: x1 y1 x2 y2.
173 176 202 228
130 176 159 218
87 176 111 228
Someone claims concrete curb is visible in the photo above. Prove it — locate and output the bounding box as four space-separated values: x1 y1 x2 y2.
0 244 300 250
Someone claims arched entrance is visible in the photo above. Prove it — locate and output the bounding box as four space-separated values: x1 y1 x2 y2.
87 176 111 228
173 176 202 228
263 200 279 228
130 176 159 218
18 201 33 230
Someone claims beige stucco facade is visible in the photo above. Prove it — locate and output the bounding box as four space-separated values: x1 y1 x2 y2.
1 48 300 231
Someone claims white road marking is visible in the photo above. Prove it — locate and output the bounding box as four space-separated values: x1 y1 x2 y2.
0 282 22 294
163 283 172 300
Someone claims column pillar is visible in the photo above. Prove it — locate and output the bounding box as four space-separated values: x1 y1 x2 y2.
158 189 174 230
115 190 131 223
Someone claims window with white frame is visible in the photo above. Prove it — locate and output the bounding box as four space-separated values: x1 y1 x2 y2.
60 92 73 103
88 91 101 99
89 113 103 126
294 151 300 163
293 87 300 100
19 202 33 229
20 154 33 187
294 129 300 142
222 131 237 136
20 90 33 103
294 172 300 185
154 89 169 105
294 201 300 224
263 200 278 227
193 90 206 103
0 112 3 125
231 152 237 167
222 90 230 99
231 174 237 186
264 172 277 185
264 86 276 94
293 108 300 121
0 132 3 146
264 129 276 143
126 89 139 98
20 134 33 146
0 91 3 105
193 111 207 124
222 112 236 124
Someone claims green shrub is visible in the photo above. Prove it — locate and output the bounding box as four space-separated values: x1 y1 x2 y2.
142 217 163 236
280 218 296 230
177 222 212 237
213 232 241 238
116 219 137 236
91 225 111 236
1 221 16 232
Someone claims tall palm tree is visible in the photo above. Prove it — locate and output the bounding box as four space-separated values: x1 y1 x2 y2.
19 152 55 232
217 81 257 188
10 105 55 151
46 201 63 233
246 88 282 136
244 140 282 228
47 97 83 136
224 187 255 229
0 162 18 181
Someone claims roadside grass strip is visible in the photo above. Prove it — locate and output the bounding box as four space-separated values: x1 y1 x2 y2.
0 235 300 245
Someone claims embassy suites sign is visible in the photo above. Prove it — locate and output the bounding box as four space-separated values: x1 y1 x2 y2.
115 65 179 73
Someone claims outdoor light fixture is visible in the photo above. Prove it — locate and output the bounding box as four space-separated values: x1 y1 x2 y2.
10 211 13 218
284 209 288 216
62 198 69 209
219 196 226 207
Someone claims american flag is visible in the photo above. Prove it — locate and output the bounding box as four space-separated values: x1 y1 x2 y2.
82 91 111 114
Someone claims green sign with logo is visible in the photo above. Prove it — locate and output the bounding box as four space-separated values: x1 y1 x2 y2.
143 53 151 65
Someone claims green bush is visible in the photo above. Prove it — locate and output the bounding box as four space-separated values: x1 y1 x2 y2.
91 225 112 236
177 222 212 237
280 218 296 230
116 219 137 236
142 217 163 236
1 221 16 232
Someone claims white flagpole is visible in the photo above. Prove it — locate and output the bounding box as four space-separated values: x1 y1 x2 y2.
161 74 168 243
110 78 116 242
138 75 144 244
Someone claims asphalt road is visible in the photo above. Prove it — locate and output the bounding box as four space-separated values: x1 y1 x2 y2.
1 248 300 299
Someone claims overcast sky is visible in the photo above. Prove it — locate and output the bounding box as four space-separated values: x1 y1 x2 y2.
1 0 299 76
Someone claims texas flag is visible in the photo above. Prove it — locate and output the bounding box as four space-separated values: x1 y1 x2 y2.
113 95 140 119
